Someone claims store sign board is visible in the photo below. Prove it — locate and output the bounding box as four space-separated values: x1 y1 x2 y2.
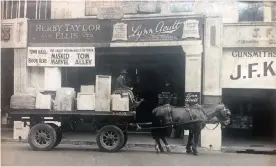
28 19 111 44
184 92 201 106
222 50 276 89
27 47 95 67
111 18 202 42
223 25 276 47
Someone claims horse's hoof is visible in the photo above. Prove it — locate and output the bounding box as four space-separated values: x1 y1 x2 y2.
167 149 171 153
193 152 198 156
186 150 192 154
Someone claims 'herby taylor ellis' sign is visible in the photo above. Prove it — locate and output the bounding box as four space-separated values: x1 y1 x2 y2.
27 47 95 67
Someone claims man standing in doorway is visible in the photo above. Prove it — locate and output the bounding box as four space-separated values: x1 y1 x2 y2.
114 69 143 109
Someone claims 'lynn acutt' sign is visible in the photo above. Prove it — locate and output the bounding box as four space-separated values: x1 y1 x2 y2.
111 18 202 42
27 47 95 67
222 50 276 89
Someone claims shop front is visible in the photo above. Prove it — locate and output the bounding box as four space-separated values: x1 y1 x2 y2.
222 23 276 149
23 16 204 132
1 18 27 125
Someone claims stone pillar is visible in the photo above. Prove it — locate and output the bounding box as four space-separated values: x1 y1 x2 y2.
201 17 223 150
14 49 28 93
181 43 203 105
202 16 223 104
0 46 1 114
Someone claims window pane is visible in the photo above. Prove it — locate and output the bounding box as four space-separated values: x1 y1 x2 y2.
85 0 161 16
26 0 51 19
170 1 195 13
238 1 264 22
272 3 276 21
26 0 36 19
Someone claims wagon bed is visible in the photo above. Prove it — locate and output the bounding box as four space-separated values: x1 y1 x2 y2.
9 109 137 152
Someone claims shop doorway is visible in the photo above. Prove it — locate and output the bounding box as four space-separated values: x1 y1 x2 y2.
1 49 14 126
61 46 186 123
222 88 276 149
97 46 185 124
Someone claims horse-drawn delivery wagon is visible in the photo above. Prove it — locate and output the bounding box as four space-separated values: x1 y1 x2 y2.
9 75 231 155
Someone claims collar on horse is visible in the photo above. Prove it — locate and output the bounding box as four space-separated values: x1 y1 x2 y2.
193 104 211 120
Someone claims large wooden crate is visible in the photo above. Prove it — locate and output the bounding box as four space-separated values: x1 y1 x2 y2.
54 88 76 111
95 75 111 111
77 93 95 110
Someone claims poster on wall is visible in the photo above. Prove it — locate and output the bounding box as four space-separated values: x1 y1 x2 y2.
184 92 201 106
222 49 276 89
27 47 95 67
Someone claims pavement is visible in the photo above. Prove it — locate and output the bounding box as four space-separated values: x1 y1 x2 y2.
2 127 276 154
1 129 199 151
2 142 276 166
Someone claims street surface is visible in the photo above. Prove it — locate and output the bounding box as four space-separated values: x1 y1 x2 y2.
1 142 276 166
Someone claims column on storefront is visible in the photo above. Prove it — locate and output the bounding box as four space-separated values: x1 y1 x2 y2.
181 42 202 105
202 16 223 104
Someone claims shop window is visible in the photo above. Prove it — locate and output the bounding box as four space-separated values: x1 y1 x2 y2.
169 1 195 13
272 2 276 21
1 0 51 20
238 1 264 22
85 0 161 16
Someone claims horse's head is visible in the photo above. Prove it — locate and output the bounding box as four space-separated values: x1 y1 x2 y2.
215 104 231 126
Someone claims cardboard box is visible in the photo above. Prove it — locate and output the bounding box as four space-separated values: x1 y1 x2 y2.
13 121 30 140
201 123 222 151
111 94 129 111
36 93 52 109
80 85 95 93
54 88 76 111
77 93 95 110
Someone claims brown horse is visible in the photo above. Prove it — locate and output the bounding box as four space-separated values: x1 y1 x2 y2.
151 104 231 155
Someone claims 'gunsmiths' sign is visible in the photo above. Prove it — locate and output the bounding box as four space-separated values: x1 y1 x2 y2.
223 25 276 47
222 50 276 89
28 19 111 44
27 47 95 67
111 18 202 42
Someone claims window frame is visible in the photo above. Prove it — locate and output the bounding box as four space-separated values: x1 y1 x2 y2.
238 1 264 22
272 2 276 22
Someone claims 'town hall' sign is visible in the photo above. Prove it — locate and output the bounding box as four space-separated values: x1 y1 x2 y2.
27 47 95 67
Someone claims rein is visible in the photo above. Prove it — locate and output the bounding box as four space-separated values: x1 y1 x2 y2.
130 104 223 131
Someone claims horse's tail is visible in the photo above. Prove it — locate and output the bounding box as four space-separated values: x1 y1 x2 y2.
152 107 159 116
152 105 164 115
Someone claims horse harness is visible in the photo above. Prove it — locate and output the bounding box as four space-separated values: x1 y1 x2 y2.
162 104 194 127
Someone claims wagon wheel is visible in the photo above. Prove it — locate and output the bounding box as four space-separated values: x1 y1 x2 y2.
47 123 62 148
96 125 125 152
28 123 57 151
120 133 128 149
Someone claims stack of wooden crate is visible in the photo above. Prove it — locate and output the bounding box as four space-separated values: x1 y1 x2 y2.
77 85 95 110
